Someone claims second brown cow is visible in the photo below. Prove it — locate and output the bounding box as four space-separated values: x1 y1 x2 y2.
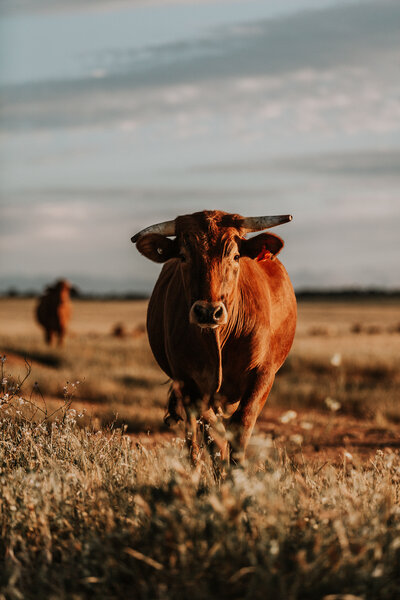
36 279 72 346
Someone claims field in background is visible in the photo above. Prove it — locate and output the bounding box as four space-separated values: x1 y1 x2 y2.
1 297 399 460
1 297 400 599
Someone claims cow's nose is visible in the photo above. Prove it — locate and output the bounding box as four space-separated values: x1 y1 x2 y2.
190 301 228 328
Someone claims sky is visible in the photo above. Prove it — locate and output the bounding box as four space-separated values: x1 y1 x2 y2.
0 0 399 294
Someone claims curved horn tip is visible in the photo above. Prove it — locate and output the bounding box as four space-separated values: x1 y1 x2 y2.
131 219 176 243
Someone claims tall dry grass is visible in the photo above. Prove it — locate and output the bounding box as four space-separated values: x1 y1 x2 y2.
1 408 400 599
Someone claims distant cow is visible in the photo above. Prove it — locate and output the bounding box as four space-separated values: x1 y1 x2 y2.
36 279 72 346
132 210 296 464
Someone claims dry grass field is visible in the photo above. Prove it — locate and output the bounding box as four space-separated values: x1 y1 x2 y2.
1 297 400 598
1 298 399 451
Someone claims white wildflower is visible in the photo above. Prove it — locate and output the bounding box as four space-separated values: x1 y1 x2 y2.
290 434 303 445
372 565 384 578
270 540 279 555
390 538 400 550
330 352 342 367
279 410 297 424
325 397 341 412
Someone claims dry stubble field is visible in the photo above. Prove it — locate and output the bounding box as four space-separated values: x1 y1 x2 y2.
0 297 400 599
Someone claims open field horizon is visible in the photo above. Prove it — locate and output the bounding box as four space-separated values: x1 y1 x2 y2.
1 297 399 460
1 296 400 599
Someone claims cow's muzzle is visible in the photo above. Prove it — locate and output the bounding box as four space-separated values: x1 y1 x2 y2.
190 301 228 329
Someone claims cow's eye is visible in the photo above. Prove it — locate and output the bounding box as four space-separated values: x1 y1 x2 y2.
234 254 240 262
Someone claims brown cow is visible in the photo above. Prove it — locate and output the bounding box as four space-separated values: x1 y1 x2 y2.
132 211 296 464
36 279 72 346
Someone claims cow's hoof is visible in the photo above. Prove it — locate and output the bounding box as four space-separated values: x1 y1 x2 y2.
164 412 183 427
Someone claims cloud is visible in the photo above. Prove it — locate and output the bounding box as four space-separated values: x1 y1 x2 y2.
0 200 90 240
0 183 285 248
1 0 399 136
193 148 400 179
106 0 399 85
0 0 223 16
274 149 400 179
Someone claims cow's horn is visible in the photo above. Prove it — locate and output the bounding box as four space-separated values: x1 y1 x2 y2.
241 214 293 232
131 220 176 243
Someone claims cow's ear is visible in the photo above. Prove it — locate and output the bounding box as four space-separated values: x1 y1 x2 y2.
136 233 178 263
241 232 284 261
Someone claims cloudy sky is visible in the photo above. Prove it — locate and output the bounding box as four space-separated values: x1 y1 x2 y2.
0 0 399 293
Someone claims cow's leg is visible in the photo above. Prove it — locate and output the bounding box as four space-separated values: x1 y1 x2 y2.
187 410 201 465
185 403 229 468
202 407 229 473
164 382 184 426
228 373 275 464
172 381 204 465
45 329 53 346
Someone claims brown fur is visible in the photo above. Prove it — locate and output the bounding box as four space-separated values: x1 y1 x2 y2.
136 210 297 463
36 279 72 346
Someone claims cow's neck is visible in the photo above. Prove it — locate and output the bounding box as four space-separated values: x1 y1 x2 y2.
195 327 223 394
220 285 255 347
192 292 251 395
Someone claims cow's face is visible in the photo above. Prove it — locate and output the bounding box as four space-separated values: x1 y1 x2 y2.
136 211 283 329
54 280 71 302
179 229 241 329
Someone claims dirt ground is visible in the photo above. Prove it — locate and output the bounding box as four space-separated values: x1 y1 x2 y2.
125 405 400 469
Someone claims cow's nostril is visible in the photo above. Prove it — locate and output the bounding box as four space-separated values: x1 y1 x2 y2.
214 306 223 320
192 303 209 323
194 304 204 317
190 301 227 327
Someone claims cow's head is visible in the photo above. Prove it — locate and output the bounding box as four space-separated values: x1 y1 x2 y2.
50 279 71 302
132 211 292 329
